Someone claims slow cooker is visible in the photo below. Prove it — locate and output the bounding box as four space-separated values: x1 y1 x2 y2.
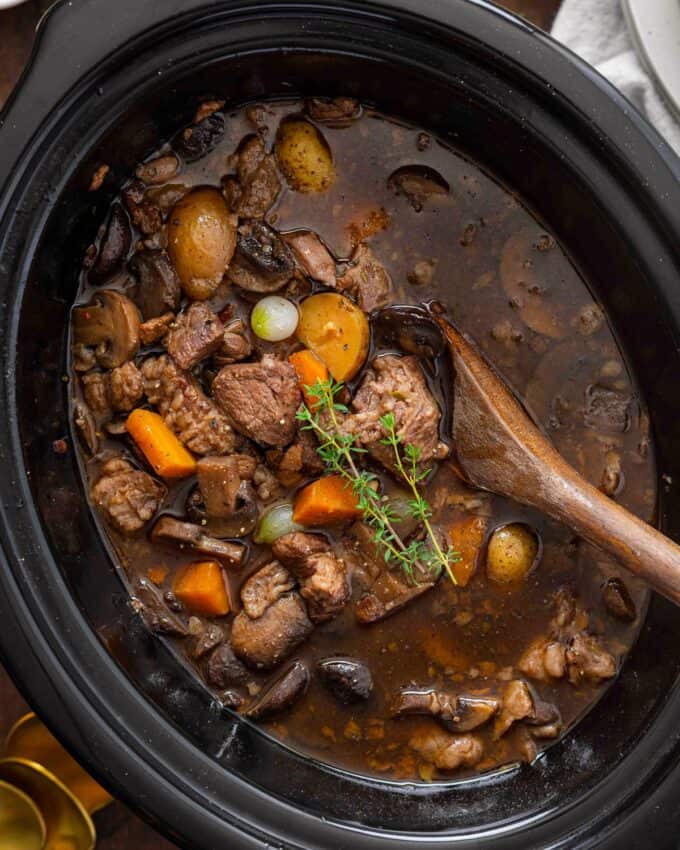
1 0 680 847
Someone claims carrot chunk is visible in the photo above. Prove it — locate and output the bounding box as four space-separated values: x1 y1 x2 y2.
173 560 230 616
289 349 330 408
126 408 197 478
293 475 363 525
447 515 487 587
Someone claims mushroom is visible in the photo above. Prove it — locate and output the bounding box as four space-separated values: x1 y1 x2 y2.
227 221 296 293
317 657 373 703
72 290 140 369
89 203 132 284
130 577 188 637
390 688 499 733
246 660 310 720
150 515 247 567
129 249 181 320
186 454 259 538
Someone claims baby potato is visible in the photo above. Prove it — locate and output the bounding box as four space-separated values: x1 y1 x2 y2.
487 523 539 584
275 117 336 193
168 187 237 299
296 292 369 381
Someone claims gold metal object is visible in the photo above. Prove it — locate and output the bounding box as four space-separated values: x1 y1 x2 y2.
0 778 46 850
0 758 96 850
5 714 112 814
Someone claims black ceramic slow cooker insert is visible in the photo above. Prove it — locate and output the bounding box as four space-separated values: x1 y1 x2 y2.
1 1 680 847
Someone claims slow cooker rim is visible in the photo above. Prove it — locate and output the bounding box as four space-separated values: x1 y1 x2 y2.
1 1 680 848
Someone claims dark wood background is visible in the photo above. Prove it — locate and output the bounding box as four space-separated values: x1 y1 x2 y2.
0 0 561 846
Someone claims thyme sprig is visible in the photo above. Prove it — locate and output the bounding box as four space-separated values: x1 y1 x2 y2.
296 378 460 584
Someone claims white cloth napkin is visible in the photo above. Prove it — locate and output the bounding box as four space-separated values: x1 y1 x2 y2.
552 0 680 154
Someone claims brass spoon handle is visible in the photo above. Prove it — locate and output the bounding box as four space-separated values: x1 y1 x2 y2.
438 315 680 605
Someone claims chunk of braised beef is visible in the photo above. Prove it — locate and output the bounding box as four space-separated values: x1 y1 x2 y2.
81 371 112 419
518 638 568 681
131 577 188 637
246 660 310 719
337 355 448 474
174 111 225 162
493 680 535 739
122 180 163 236
212 355 301 447
139 312 175 345
297 552 350 623
266 429 323 485
89 203 132 284
109 361 144 412
283 230 336 287
584 384 632 434
130 250 181 320
240 561 295 620
602 577 636 621
206 643 250 689
272 532 350 623
150 516 246 567
391 689 498 733
305 96 361 126
317 657 373 703
409 729 483 771
222 135 281 219
196 454 257 519
337 244 393 312
165 303 224 370
566 633 617 685
231 593 313 670
272 532 327 574
218 320 253 365
141 355 235 455
91 457 165 534
227 221 295 293
191 623 225 660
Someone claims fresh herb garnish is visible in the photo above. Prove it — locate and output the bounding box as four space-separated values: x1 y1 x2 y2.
296 378 460 584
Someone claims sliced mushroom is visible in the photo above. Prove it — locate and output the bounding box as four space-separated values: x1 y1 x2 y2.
89 203 132 284
246 660 310 720
73 400 98 454
150 516 246 567
227 221 296 293
602 577 636 621
72 290 140 369
317 657 373 703
305 96 361 127
173 111 225 162
206 643 250 688
130 577 188 637
390 688 499 733
188 455 259 538
129 249 181 320
387 165 449 211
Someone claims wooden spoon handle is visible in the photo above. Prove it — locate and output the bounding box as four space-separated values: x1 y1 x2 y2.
437 315 680 604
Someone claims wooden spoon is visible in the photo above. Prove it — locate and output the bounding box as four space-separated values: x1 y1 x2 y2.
432 311 680 605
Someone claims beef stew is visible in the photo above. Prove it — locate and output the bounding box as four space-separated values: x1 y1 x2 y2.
69 97 655 782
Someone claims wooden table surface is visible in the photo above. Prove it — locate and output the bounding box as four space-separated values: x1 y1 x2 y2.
0 0 561 847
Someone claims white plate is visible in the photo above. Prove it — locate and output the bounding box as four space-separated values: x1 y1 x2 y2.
0 0 30 8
